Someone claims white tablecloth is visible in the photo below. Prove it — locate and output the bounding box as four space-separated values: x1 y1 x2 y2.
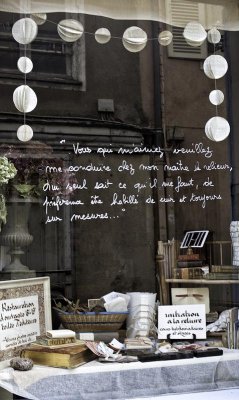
1 351 239 399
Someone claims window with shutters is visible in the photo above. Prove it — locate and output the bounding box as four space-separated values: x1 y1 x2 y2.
0 12 85 90
165 0 207 59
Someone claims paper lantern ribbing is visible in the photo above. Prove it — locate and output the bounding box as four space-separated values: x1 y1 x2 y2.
95 28 111 44
17 125 33 142
203 55 228 79
17 57 33 74
12 18 38 45
122 26 147 52
183 22 207 47
30 13 47 26
13 85 37 113
209 89 224 106
158 31 173 46
205 116 230 142
207 27 221 44
57 19 84 42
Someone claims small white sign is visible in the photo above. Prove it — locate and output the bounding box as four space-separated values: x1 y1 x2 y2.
0 295 40 350
158 304 206 340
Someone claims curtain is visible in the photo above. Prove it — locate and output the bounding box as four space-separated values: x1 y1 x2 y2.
0 0 239 30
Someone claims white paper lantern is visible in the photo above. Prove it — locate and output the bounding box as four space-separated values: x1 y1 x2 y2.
95 28 111 44
209 90 224 105
185 38 205 47
183 22 207 46
12 17 38 45
30 14 47 26
30 13 47 26
122 26 147 52
17 125 33 142
203 55 228 79
57 19 84 42
17 57 33 74
158 31 173 46
13 85 37 113
207 28 221 44
205 116 230 142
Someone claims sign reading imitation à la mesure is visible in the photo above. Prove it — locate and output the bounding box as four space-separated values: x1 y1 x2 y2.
158 304 206 340
0 295 40 350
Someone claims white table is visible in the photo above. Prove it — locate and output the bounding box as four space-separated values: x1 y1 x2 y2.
1 350 239 399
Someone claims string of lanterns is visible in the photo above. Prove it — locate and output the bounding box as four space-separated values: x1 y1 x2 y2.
183 21 229 142
11 15 228 143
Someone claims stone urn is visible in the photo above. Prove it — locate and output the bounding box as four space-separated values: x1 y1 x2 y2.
0 198 33 272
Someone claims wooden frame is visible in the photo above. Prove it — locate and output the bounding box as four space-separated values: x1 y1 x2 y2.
0 277 52 361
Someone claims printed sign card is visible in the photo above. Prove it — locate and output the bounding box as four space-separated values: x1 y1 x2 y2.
158 304 206 340
0 277 52 360
0 295 40 351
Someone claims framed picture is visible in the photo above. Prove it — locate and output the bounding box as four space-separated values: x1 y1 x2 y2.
0 276 52 361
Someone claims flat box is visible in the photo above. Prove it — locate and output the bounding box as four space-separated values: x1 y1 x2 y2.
138 351 194 362
193 348 223 358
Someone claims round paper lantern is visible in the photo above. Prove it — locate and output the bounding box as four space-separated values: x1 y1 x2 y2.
13 85 37 113
203 55 228 79
12 17 38 45
209 89 224 105
183 22 207 46
185 39 205 47
205 116 230 142
17 57 33 74
95 28 111 44
17 125 33 142
57 19 84 42
158 30 173 46
207 28 221 44
30 13 47 26
122 26 147 52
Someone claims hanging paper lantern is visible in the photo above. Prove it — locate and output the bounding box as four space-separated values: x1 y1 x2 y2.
12 17 38 45
30 13 47 26
17 57 33 74
207 28 221 44
209 89 224 105
203 55 228 79
122 26 147 52
158 31 173 46
205 116 230 142
185 38 205 47
95 28 111 44
183 22 207 47
13 85 37 113
57 19 84 42
17 125 33 142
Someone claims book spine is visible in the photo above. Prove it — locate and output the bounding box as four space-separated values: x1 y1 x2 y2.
36 337 76 346
177 260 203 268
173 267 203 279
178 254 200 261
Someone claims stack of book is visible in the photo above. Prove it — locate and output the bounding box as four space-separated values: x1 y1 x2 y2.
209 265 239 280
21 329 96 368
173 252 205 279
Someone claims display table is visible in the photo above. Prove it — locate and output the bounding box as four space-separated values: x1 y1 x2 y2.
1 350 239 400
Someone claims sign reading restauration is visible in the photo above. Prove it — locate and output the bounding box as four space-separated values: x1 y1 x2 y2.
0 295 40 350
